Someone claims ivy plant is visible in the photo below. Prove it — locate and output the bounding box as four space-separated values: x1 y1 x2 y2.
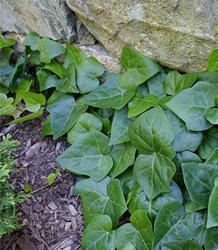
1 31 218 249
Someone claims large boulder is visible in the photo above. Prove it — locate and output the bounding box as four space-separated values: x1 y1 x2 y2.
66 0 218 72
0 0 77 42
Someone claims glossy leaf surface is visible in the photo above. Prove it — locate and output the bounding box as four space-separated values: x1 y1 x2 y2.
166 81 218 131
119 46 161 90
76 177 127 228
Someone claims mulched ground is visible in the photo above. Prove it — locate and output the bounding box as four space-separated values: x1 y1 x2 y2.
0 114 84 250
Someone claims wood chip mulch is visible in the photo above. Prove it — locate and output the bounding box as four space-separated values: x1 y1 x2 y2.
0 114 85 250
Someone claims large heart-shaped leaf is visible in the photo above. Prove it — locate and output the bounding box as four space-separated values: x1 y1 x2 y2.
207 178 218 228
109 106 132 145
147 72 166 99
119 46 161 90
166 81 218 131
204 227 218 250
182 163 218 207
43 60 66 78
82 215 115 250
162 239 202 250
165 110 203 152
129 107 176 199
80 73 135 109
109 143 136 179
76 57 104 93
153 202 206 250
23 32 40 51
56 63 79 93
163 70 199 95
129 106 175 157
76 177 127 228
47 95 88 139
57 129 113 181
37 69 58 91
63 44 86 69
133 153 176 200
128 180 183 222
67 112 102 144
37 37 65 64
128 93 158 118
198 127 218 159
115 209 153 250
42 115 52 139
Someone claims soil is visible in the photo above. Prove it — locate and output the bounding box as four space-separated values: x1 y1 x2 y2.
0 114 85 250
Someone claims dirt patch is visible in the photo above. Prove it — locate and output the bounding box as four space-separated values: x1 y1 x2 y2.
0 115 84 250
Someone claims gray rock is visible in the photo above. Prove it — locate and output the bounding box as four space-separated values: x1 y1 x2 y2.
66 0 218 72
0 0 77 42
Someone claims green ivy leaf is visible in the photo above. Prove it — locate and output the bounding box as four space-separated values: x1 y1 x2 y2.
173 151 202 187
197 71 218 85
63 44 86 69
182 162 218 207
109 143 136 179
208 49 218 72
37 37 65 64
134 153 176 200
37 69 58 92
0 38 16 49
129 106 175 156
57 130 113 181
67 112 102 145
166 81 218 131
198 127 218 160
47 96 88 139
163 70 199 95
205 149 218 165
147 72 166 99
119 46 161 90
206 108 218 124
43 60 66 78
76 177 127 228
76 57 104 93
207 178 218 228
153 202 206 249
6 109 43 125
0 93 14 107
42 114 52 139
115 209 152 250
29 51 40 65
82 215 115 250
109 106 132 146
16 91 46 112
47 169 60 185
7 57 24 92
162 239 202 250
128 180 183 223
2 47 14 61
56 64 79 93
0 106 17 116
128 93 158 118
80 73 135 109
165 110 203 152
23 32 41 51
204 227 218 250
